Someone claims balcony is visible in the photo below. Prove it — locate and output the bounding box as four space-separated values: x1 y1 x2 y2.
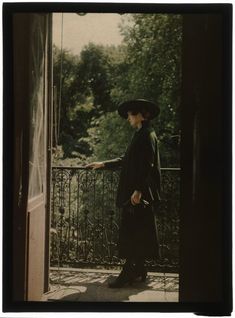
48 166 180 301
42 268 179 302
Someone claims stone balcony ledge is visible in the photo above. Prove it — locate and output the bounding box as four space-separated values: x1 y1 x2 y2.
42 267 179 302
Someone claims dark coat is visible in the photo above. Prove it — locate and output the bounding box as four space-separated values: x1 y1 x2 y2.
104 121 161 259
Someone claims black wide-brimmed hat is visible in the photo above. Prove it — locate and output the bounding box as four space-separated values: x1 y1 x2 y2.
118 99 160 120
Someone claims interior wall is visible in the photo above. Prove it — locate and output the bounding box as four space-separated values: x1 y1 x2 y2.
180 12 232 310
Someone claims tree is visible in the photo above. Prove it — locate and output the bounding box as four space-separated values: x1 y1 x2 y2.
53 14 182 167
86 112 133 162
53 44 120 161
78 43 114 114
91 14 182 167
53 45 89 159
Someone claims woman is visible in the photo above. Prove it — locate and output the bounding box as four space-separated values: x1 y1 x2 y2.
86 99 161 288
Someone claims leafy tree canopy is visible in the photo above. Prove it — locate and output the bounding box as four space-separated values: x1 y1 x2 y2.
53 14 182 167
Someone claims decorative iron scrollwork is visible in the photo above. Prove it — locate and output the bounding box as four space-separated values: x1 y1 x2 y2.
50 167 180 272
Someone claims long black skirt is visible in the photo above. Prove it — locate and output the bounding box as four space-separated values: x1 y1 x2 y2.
118 204 160 260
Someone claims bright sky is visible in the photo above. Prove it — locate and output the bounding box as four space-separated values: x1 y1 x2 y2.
53 13 125 55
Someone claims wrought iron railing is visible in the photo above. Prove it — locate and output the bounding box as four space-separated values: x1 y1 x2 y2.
50 166 180 272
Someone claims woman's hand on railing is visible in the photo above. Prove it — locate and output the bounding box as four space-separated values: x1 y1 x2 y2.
131 190 142 205
84 162 105 170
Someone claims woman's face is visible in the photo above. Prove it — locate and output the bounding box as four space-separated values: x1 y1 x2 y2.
127 111 144 129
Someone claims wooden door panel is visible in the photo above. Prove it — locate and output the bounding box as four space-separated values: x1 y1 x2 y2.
27 194 45 301
12 13 52 301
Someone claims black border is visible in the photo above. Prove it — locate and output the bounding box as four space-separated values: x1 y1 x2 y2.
2 2 233 13
3 2 233 315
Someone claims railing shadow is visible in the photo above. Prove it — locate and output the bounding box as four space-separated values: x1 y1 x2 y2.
47 270 179 302
50 277 176 302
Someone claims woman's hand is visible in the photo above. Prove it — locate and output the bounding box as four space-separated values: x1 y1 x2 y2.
84 162 105 170
131 190 142 205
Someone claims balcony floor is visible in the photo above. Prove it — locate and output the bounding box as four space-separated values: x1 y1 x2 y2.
42 267 179 302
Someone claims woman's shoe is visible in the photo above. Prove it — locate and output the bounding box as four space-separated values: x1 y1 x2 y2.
108 267 134 288
134 267 147 282
108 276 132 288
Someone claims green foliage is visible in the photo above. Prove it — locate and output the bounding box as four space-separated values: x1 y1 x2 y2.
86 112 133 162
115 14 182 166
78 43 114 113
53 46 91 159
53 14 182 167
53 44 115 160
90 14 182 167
